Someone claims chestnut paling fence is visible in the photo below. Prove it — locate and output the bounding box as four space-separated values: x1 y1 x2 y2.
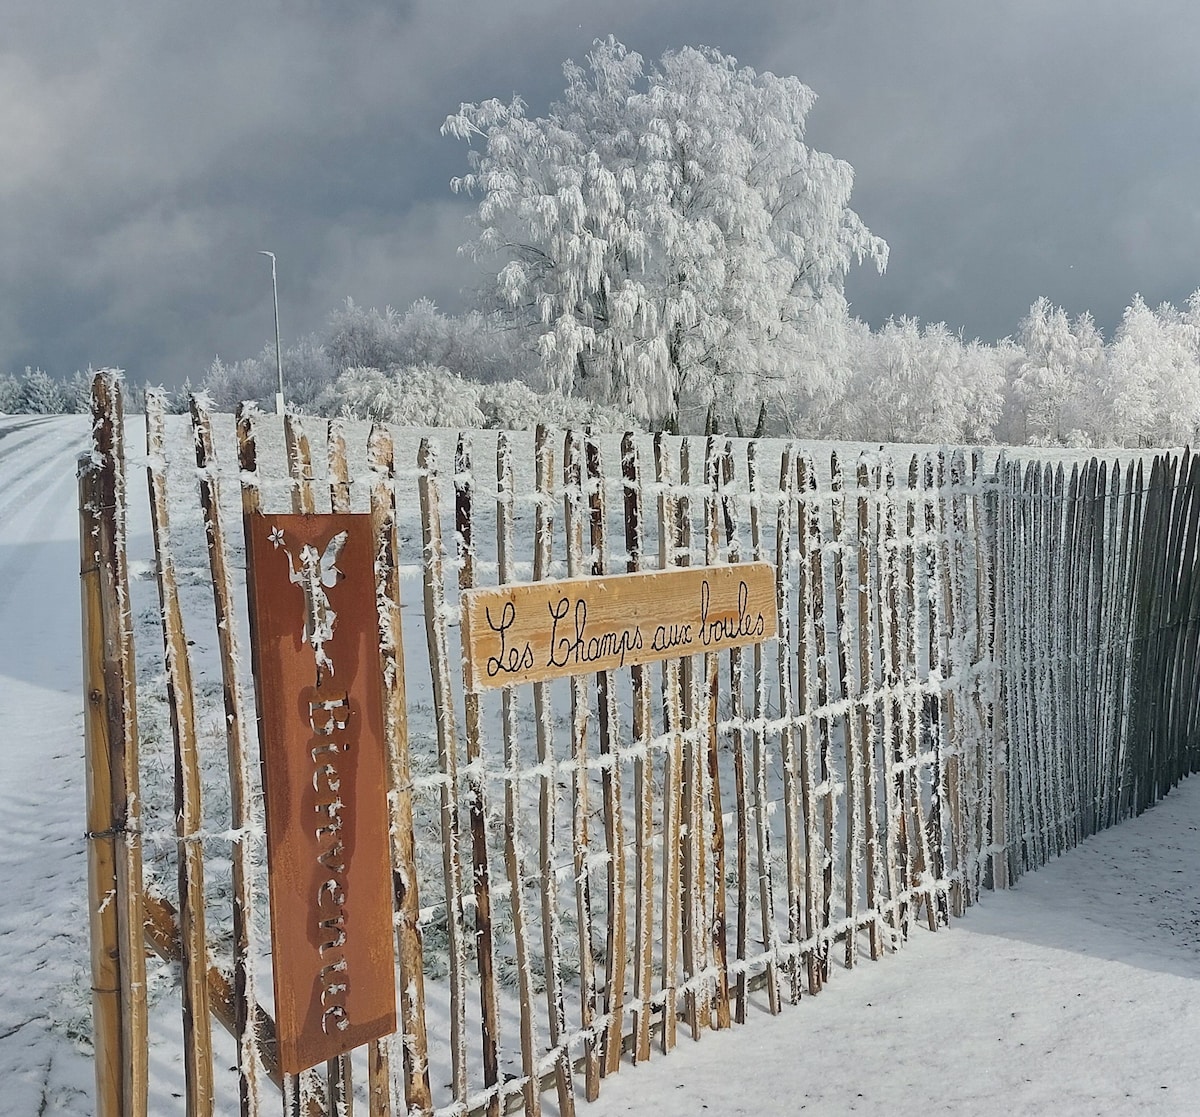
80 370 1200 1117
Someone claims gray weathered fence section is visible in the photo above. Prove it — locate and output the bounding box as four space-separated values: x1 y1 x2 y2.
79 370 1200 1116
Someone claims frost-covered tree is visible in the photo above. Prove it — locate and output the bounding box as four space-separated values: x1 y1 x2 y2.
444 37 887 431
327 298 523 385
277 335 337 410
963 337 1020 444
199 337 336 413
62 369 95 413
1011 298 1104 445
1105 294 1200 446
15 367 65 414
1105 295 1165 446
1164 291 1200 442
0 371 19 414
326 300 409 373
848 319 959 442
200 356 276 412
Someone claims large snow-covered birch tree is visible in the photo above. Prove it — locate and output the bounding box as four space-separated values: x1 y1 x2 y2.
443 37 888 431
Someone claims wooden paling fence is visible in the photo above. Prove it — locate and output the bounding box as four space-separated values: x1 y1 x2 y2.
998 452 1200 875
79 369 1200 1116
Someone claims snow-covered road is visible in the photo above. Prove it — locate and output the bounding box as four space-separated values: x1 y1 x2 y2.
0 414 96 1114
1 415 1197 1116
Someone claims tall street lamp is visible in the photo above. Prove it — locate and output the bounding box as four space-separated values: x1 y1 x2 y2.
260 250 285 415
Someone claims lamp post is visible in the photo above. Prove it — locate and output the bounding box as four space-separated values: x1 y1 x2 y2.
260 251 285 415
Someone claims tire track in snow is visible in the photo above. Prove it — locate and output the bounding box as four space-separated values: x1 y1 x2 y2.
0 414 57 457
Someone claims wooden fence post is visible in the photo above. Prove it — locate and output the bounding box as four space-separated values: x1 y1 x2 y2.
80 451 126 1117
82 371 149 1117
368 424 433 1117
145 392 215 1117
191 397 265 1116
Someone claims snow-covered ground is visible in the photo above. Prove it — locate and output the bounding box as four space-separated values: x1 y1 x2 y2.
2 413 1198 1116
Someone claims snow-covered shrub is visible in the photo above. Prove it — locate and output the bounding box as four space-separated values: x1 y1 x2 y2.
317 363 485 427
328 298 524 385
200 337 337 414
327 300 410 373
479 379 638 432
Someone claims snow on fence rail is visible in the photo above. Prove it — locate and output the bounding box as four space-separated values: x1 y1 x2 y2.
78 370 1200 1116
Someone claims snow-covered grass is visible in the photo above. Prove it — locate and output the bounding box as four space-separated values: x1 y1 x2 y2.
587 778 1200 1116
2 413 1198 1116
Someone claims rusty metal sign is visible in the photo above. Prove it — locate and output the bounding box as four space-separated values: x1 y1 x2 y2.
461 562 777 691
244 512 396 1075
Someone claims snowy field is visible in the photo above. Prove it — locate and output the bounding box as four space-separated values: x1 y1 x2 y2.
2 413 1199 1115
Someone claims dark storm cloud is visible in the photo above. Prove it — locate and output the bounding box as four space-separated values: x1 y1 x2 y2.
4 0 1200 386
764 0 1200 338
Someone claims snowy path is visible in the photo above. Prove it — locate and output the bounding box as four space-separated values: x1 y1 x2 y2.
0 415 98 1114
1 416 1198 1115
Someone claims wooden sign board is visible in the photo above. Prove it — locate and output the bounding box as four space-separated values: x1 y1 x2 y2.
244 512 397 1075
461 562 777 691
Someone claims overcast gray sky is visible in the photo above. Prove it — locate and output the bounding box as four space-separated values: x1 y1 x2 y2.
6 1 1200 387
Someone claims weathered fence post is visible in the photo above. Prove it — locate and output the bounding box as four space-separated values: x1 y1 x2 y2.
80 450 126 1117
81 371 149 1117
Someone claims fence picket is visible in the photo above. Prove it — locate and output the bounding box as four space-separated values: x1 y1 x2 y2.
757 442 792 1006
905 455 938 928
190 398 263 1116
654 434 685 1052
701 438 732 1029
91 373 151 1117
793 451 824 992
830 453 862 968
367 425 432 1117
453 436 503 1117
878 456 908 933
146 392 215 1117
416 439 470 1107
80 430 126 1117
921 455 950 923
584 434 631 1072
723 444 754 1022
621 432 656 1067
531 426 577 1115
675 439 712 1036
856 457 883 958
563 431 601 1099
801 451 838 975
496 433 544 1116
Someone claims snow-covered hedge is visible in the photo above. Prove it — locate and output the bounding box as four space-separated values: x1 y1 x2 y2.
316 363 485 426
310 363 640 432
478 379 637 432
